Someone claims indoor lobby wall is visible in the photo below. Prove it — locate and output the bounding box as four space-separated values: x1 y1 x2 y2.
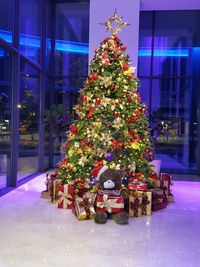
89 0 140 74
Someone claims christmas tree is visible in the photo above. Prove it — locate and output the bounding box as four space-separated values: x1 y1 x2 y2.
58 11 156 187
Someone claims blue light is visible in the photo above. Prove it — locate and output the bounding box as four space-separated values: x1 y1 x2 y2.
55 39 88 54
0 29 197 57
139 48 188 57
0 30 12 43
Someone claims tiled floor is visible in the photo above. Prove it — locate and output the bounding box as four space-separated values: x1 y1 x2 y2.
0 174 200 267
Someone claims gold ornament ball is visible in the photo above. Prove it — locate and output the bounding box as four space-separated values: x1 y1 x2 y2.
117 77 121 82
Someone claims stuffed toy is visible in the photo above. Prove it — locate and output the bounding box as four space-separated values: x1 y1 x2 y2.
94 166 129 224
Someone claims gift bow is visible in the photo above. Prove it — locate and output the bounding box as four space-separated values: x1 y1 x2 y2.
130 197 140 216
58 191 73 207
141 195 150 215
76 195 95 219
97 195 124 213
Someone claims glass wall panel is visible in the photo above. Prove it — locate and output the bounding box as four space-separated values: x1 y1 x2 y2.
138 78 150 112
0 0 13 44
0 47 12 189
53 1 89 165
19 0 41 63
18 60 40 180
138 12 153 76
150 78 200 173
153 11 200 77
139 11 200 174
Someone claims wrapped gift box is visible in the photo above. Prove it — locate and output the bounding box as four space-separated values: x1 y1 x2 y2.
152 201 167 211
74 185 89 198
96 194 124 213
168 192 175 203
129 195 142 217
128 180 148 192
40 190 51 199
129 191 152 217
97 189 121 196
73 192 96 220
53 179 62 203
57 184 74 209
148 188 165 204
160 173 172 198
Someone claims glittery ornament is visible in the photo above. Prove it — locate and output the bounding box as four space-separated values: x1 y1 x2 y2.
105 152 113 161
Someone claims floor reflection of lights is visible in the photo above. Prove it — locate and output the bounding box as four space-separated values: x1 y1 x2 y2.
0 173 200 267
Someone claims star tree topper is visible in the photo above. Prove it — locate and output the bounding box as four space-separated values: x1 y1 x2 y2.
100 9 129 35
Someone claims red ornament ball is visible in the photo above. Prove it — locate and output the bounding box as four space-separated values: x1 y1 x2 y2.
135 109 140 115
120 45 127 51
80 178 85 184
113 111 119 117
122 62 129 71
141 107 146 113
111 83 115 89
96 98 101 104
131 115 137 121
145 148 151 154
82 95 87 102
149 155 155 161
74 178 79 184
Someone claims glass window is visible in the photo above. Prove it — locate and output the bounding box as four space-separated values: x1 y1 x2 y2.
138 12 153 76
150 78 200 173
0 47 12 189
0 0 13 44
153 11 200 77
52 1 89 166
138 78 150 112
18 60 40 181
19 0 41 63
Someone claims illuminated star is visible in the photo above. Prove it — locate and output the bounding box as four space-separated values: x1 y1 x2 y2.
100 9 129 35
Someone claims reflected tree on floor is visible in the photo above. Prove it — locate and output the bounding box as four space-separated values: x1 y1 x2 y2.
57 10 156 188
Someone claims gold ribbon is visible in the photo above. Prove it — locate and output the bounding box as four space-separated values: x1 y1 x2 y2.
58 189 73 208
97 195 124 213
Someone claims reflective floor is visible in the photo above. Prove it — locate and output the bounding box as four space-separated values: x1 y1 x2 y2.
0 174 200 267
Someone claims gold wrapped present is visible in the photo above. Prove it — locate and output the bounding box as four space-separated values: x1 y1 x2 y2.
168 193 174 203
73 192 96 220
129 191 152 217
53 179 62 204
129 195 142 217
140 192 152 216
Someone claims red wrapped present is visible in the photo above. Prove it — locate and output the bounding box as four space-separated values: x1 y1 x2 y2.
57 184 74 209
152 201 167 211
97 189 121 196
128 180 148 192
160 173 172 198
148 188 164 204
96 194 124 213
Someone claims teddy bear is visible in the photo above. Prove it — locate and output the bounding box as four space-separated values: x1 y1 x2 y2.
94 166 129 224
